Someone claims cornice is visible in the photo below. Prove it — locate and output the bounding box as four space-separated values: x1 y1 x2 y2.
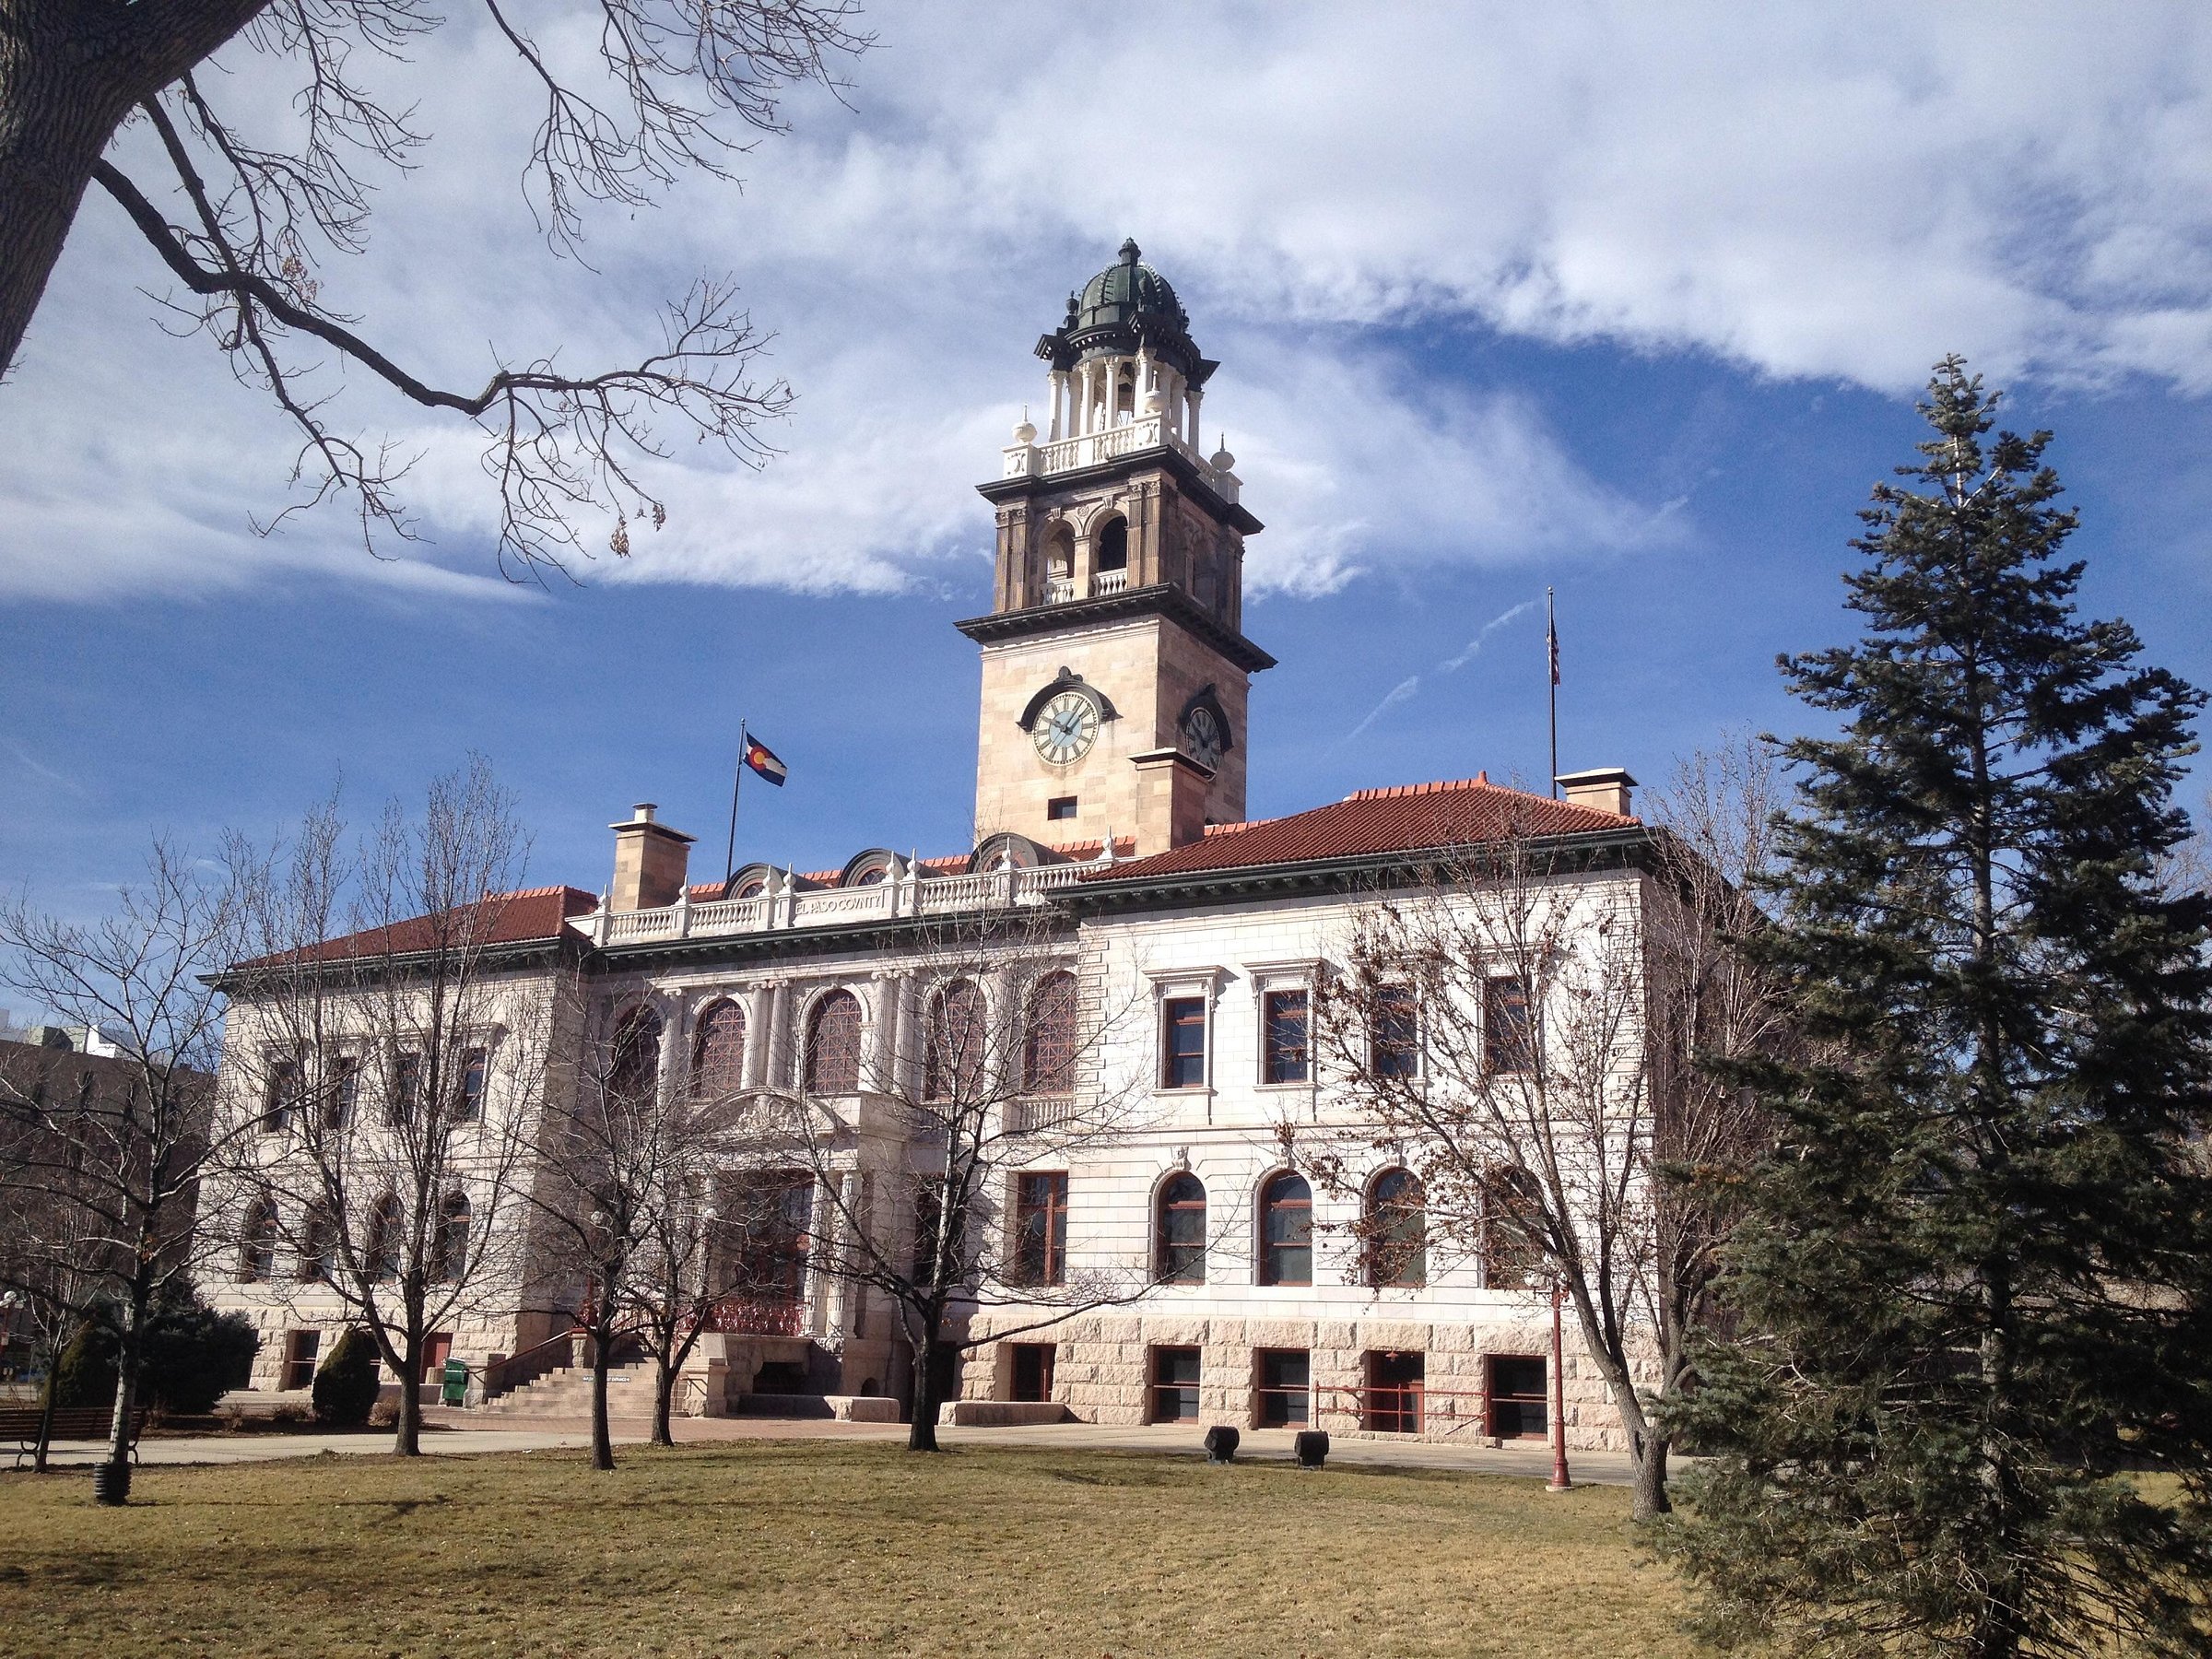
955 582 1277 675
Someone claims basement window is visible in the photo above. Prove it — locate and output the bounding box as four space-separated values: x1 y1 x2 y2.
1047 796 1077 821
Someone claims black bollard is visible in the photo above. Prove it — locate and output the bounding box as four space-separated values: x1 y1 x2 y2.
1203 1424 1240 1464
1294 1430 1330 1469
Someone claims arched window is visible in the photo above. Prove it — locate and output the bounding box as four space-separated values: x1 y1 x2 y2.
735 877 768 900
1022 971 1077 1096
1096 515 1128 572
1155 1172 1206 1285
1044 523 1075 582
1366 1169 1427 1288
610 1006 663 1106
432 1192 470 1282
1480 1168 1543 1288
238 1198 277 1283
691 999 747 1100
805 990 863 1095
1259 1172 1312 1287
924 980 987 1102
297 1204 336 1283
367 1194 404 1282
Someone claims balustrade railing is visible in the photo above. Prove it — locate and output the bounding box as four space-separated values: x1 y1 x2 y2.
1001 415 1238 503
582 851 1112 949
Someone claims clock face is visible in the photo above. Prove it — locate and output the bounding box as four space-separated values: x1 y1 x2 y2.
1183 705 1224 770
1033 691 1100 765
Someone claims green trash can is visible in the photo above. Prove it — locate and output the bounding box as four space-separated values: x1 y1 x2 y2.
441 1358 469 1407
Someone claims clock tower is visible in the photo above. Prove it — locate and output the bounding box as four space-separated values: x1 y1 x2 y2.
959 241 1273 856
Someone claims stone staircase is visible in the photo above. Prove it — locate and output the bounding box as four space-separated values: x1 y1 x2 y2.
475 1362 664 1419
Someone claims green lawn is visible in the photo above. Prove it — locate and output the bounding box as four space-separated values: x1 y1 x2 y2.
0 1443 1692 1658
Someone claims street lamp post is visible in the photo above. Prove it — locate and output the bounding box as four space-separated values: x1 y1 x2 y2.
1547 1278 1572 1492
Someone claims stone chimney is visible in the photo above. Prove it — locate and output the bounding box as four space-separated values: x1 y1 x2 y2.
608 803 695 912
1554 767 1638 818
1130 748 1213 854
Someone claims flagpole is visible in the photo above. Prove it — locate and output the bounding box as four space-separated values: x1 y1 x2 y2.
1547 587 1559 799
724 719 747 888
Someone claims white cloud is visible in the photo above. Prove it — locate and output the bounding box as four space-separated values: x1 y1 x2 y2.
7 3 2212 603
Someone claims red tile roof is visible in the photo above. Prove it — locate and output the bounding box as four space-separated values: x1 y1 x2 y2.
240 885 599 967
1083 775 1638 883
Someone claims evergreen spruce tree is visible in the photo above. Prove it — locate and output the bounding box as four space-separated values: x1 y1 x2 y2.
1660 358 2212 1657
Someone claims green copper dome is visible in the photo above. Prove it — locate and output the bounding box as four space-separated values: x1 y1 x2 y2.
1075 238 1184 333
1035 238 1216 384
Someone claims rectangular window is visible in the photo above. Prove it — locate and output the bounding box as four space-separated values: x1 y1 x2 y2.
1364 1349 1425 1434
1262 989 1309 1084
1010 1343 1056 1404
1484 976 1535 1074
391 1052 422 1125
280 1329 321 1392
1046 795 1078 821
1256 1347 1310 1428
1487 1354 1547 1439
1160 996 1207 1089
327 1056 359 1130
454 1049 487 1122
1372 985 1420 1078
1013 1172 1068 1287
1150 1345 1201 1423
260 1060 298 1133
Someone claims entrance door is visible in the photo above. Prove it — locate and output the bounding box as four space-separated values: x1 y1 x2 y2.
420 1333 453 1383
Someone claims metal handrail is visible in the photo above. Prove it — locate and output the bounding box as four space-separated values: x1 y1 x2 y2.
479 1327 583 1400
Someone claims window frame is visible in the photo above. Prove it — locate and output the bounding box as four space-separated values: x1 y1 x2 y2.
1154 1171 1207 1286
1370 983 1421 1079
1257 1171 1314 1288
1260 987 1311 1086
1011 1171 1069 1288
1159 995 1208 1090
1365 1167 1428 1289
803 988 865 1097
689 996 747 1100
1148 1344 1201 1423
1483 973 1538 1075
1020 970 1078 1099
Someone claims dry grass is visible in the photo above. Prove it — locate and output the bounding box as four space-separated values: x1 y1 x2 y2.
0 1442 1692 1658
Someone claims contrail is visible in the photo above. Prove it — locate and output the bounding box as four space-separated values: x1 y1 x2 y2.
1440 597 1539 672
1345 675 1421 743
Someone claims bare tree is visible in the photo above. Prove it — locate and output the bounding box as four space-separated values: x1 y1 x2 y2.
1 0 868 576
1311 742 1783 1523
517 974 744 1468
218 760 545 1455
731 898 1156 1452
0 841 241 1490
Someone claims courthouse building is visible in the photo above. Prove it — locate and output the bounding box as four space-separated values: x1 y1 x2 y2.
209 242 1663 1447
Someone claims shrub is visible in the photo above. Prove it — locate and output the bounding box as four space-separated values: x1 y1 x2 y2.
46 1284 263 1413
48 1324 116 1408
312 1329 381 1427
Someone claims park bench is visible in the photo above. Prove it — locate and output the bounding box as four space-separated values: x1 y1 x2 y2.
1 1406 146 1468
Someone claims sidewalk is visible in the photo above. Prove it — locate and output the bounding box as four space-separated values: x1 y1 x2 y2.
17 1409 1640 1485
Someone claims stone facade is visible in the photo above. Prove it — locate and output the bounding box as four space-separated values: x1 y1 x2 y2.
196 245 1664 1453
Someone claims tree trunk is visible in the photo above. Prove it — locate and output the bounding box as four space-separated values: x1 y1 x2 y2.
651 1350 676 1447
33 1363 57 1473
391 1333 421 1456
589 1329 614 1471
0 0 275 377
103 1288 146 1481
906 1325 943 1453
1631 1426 1671 1522
0 6 131 378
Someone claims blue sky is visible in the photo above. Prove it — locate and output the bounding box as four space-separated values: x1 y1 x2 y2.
6 5 2212 919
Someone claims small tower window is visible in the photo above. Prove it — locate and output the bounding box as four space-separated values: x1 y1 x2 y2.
1096 517 1127 573
1047 796 1077 821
